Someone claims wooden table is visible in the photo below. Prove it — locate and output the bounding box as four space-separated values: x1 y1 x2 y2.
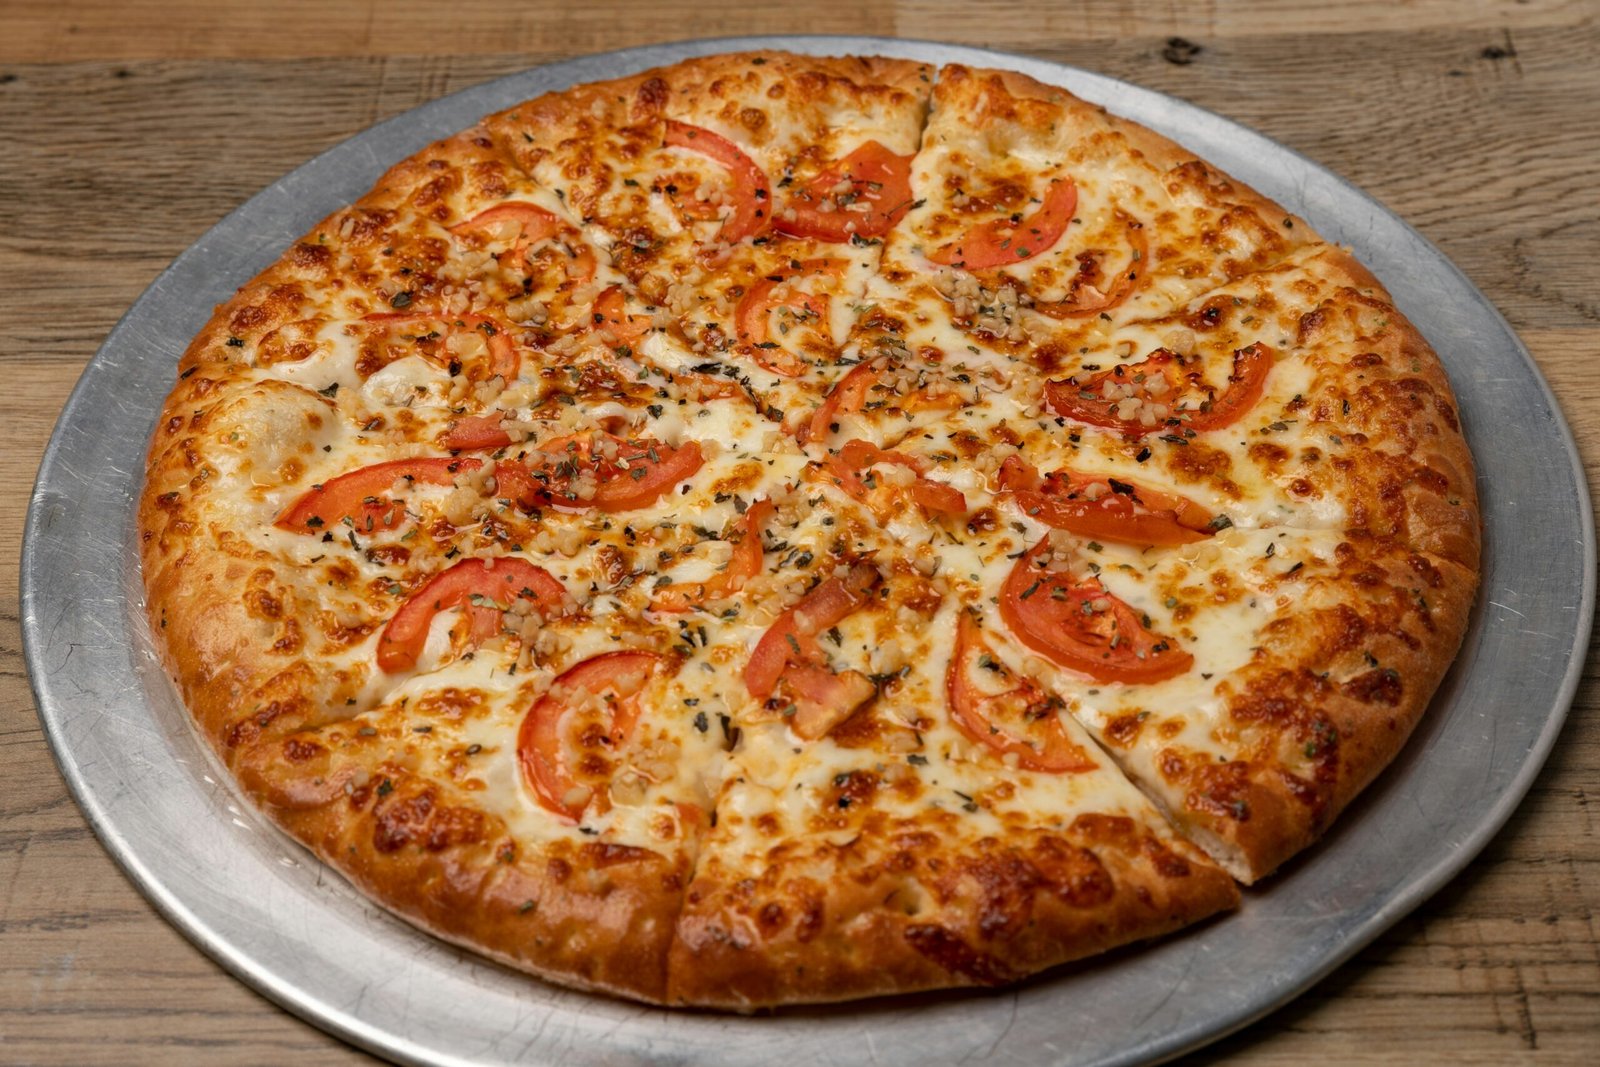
3 2 1596 1063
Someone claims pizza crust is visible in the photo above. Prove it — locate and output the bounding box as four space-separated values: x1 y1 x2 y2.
236 737 692 1003
668 821 1237 1008
138 51 1480 1007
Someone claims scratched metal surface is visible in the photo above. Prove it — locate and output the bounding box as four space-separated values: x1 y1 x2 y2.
21 35 1594 1067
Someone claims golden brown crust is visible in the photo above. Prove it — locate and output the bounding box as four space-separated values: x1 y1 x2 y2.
233 736 689 1002
180 125 522 373
1165 546 1477 883
138 50 1481 1007
141 376 354 749
667 819 1236 1008
1296 248 1481 569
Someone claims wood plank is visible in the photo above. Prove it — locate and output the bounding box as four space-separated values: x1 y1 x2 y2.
0 1 896 64
893 0 1595 43
2 0 1592 63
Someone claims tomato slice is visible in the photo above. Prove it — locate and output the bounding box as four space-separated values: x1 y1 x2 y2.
362 311 520 381
997 456 1213 546
496 432 704 513
1043 343 1272 438
928 178 1077 270
773 141 915 242
1185 343 1273 432
652 499 772 612
796 355 967 446
663 120 770 245
735 259 842 377
517 650 671 823
1000 539 1193 685
275 456 480 535
450 202 597 285
819 439 967 519
781 662 879 741
744 562 880 701
442 413 512 451
796 358 883 445
377 557 568 673
593 285 651 347
453 202 562 243
1031 214 1149 319
947 614 1097 772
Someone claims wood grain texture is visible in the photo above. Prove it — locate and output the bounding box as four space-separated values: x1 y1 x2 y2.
2 1 1596 1063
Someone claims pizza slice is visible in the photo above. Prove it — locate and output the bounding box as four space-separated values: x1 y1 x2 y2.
141 321 784 1002
659 484 1237 1004
887 63 1317 330
793 61 1324 455
972 523 1475 884
849 247 1477 882
226 609 722 1001
484 52 933 433
142 400 709 1000
486 51 931 289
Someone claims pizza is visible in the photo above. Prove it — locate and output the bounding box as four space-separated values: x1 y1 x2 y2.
137 51 1479 1009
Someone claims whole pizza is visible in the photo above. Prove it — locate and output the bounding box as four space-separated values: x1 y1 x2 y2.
138 51 1479 1008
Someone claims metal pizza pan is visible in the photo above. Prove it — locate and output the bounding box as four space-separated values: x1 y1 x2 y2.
22 35 1593 1067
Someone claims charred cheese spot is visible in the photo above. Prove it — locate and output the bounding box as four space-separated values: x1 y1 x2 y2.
903 924 1016 985
1343 667 1403 706
282 736 324 763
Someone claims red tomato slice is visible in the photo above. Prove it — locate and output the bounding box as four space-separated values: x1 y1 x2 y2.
377 557 568 673
652 499 772 612
496 432 704 513
450 202 597 285
782 662 879 741
1031 214 1149 319
663 120 770 245
744 562 880 701
517 650 671 823
593 285 651 347
735 259 842 377
796 358 883 445
928 178 1077 270
947 614 1097 772
773 141 915 242
1043 343 1273 438
1184 343 1273 432
997 456 1213 546
819 438 967 519
362 311 520 381
1000 540 1193 685
441 413 512 451
796 355 966 446
453 202 562 243
275 456 480 535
